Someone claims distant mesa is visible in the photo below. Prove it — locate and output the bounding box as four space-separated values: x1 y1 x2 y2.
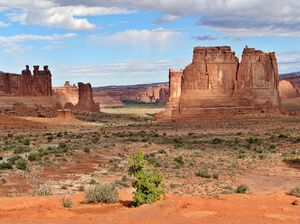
156 46 282 121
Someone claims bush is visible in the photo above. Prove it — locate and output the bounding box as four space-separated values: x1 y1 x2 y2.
235 184 249 194
16 158 28 171
34 182 52 196
28 152 40 161
84 184 119 204
212 137 223 144
0 162 13 170
289 187 300 197
174 156 184 166
128 152 164 207
78 185 85 192
61 197 73 208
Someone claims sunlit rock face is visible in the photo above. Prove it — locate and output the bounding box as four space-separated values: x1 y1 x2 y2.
235 48 280 109
53 81 79 107
156 46 281 121
279 80 300 98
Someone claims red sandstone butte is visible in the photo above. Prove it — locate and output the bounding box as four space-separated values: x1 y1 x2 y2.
73 82 100 113
157 46 281 120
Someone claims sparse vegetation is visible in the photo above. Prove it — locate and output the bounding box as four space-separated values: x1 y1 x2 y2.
61 197 73 208
288 187 300 197
84 184 119 204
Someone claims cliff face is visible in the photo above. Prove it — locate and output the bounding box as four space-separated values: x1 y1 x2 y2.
157 46 281 120
235 48 280 108
0 65 52 96
53 81 79 107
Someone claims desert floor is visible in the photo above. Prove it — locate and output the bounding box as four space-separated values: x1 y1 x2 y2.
0 101 299 223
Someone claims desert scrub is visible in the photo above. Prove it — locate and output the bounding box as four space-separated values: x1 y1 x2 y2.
235 184 249 194
282 150 300 164
0 162 13 170
61 197 73 208
16 158 28 171
288 187 300 197
34 182 52 196
128 152 164 207
84 184 119 204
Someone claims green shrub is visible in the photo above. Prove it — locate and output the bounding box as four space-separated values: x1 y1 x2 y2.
28 152 40 161
16 158 28 171
14 146 30 154
289 187 300 197
128 152 164 207
84 184 119 204
61 197 73 208
78 185 85 192
235 184 249 194
0 162 13 170
89 179 97 185
212 137 223 144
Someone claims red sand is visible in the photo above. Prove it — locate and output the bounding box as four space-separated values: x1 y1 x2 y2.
0 192 299 224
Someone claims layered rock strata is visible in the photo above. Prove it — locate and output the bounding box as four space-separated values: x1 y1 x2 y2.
157 46 281 120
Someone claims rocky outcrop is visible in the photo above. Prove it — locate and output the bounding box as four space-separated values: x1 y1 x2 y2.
53 81 79 107
93 83 169 104
0 65 52 96
279 80 300 98
157 46 281 120
72 83 100 113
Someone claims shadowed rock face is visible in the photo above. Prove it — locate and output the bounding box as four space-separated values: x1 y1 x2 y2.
74 82 100 113
157 46 281 120
279 80 300 98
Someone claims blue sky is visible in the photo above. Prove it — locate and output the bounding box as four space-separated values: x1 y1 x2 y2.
0 0 299 87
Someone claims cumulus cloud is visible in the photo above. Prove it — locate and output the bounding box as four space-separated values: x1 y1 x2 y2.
54 0 300 36
1 1 133 30
0 33 77 53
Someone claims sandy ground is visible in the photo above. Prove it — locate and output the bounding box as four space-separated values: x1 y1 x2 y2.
0 192 299 224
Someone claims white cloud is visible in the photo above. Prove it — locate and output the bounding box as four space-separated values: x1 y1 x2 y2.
1 1 133 30
0 33 77 53
92 28 181 44
154 15 180 24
